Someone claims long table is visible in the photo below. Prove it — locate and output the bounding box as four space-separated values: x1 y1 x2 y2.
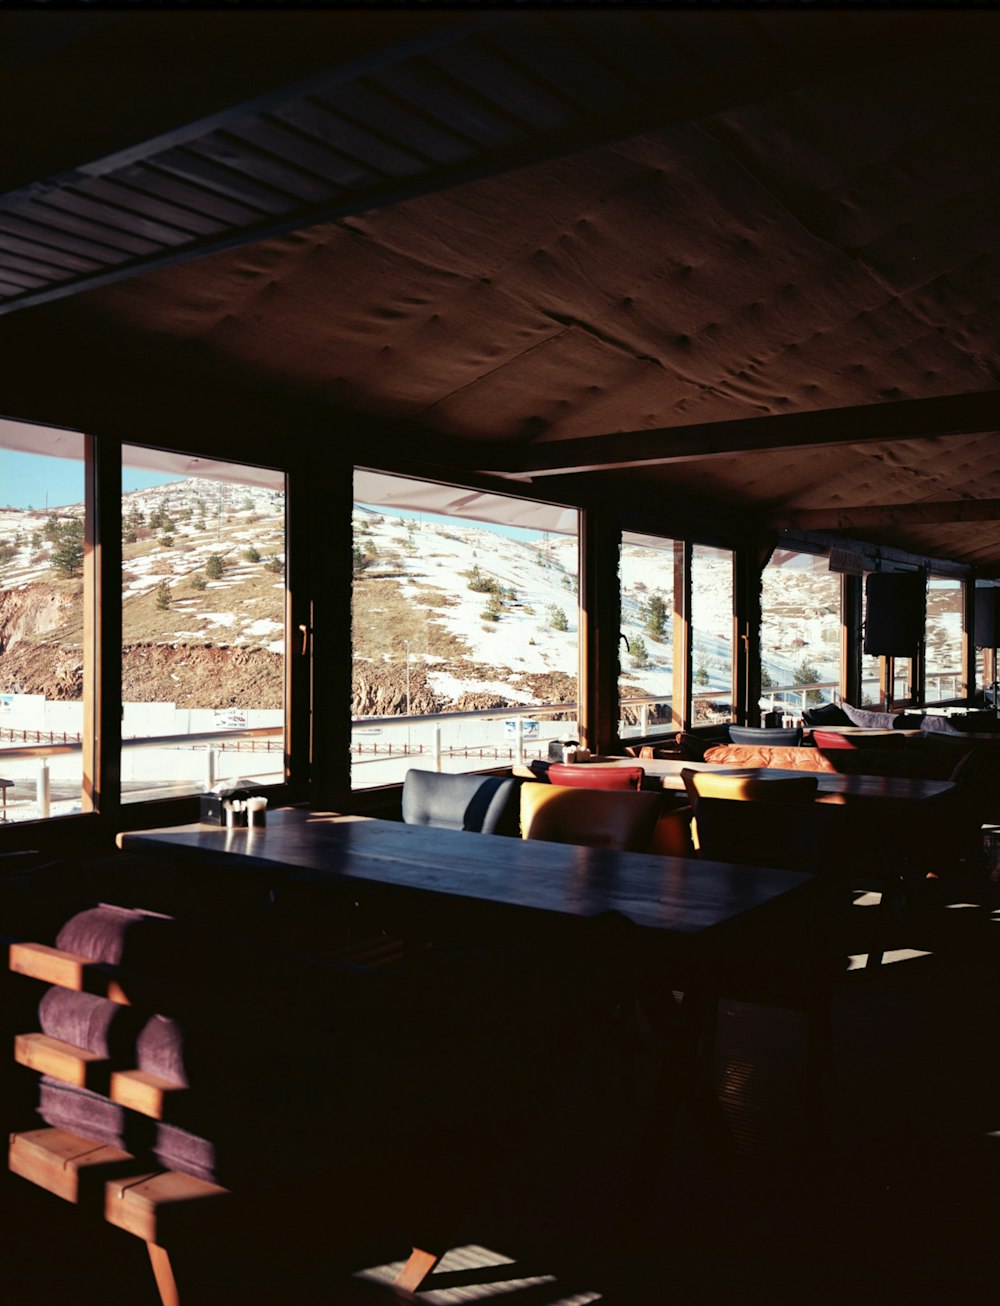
561 756 958 807
118 808 830 1212
117 807 823 942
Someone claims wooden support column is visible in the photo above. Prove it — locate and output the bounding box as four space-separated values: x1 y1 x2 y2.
672 541 692 730
578 509 620 755
841 574 862 707
284 460 312 804
961 578 975 702
880 656 893 711
85 432 122 821
736 537 773 727
307 451 354 811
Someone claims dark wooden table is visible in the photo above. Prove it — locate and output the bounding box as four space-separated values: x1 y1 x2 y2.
117 808 824 943
567 757 958 806
118 810 834 1221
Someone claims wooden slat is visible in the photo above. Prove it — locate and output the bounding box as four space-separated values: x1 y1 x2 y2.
10 941 104 992
231 116 372 190
105 1168 230 1243
153 147 289 214
15 1032 107 1090
0 227 101 271
40 190 193 249
0 244 90 279
192 130 341 205
369 60 527 152
9 1128 139 1204
7 199 161 256
0 214 129 265
395 1247 443 1293
0 262 49 290
272 98 419 182
114 162 265 226
72 175 228 238
427 37 580 132
110 1069 186 1122
313 82 473 167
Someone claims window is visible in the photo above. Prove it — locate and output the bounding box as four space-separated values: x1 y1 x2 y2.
924 576 964 703
0 420 90 822
761 549 841 719
619 532 677 738
690 543 734 724
352 470 578 788
120 446 286 804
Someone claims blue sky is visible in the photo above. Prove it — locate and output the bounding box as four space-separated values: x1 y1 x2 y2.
0 450 182 510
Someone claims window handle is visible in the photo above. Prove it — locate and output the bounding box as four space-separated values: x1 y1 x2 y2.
298 623 309 655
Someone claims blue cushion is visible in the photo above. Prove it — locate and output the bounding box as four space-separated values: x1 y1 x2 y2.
729 726 803 747
802 701 851 727
401 769 521 836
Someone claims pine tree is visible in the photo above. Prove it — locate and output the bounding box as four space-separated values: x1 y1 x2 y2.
645 592 668 640
155 581 171 610
50 519 84 578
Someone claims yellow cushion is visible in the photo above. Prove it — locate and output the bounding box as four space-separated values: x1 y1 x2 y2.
519 783 662 852
680 769 819 804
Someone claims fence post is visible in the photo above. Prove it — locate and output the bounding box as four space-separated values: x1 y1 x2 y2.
204 747 217 792
515 716 525 765
640 703 649 736
432 725 442 772
37 762 50 820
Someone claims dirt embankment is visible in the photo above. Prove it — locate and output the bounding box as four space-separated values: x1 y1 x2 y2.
1 578 575 714
351 660 578 717
0 641 283 708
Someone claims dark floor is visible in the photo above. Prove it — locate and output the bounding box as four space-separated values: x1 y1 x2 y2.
4 881 1000 1305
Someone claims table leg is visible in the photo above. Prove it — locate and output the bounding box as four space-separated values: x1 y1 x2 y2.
618 981 735 1225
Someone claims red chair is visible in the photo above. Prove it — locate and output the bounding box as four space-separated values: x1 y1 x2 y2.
811 729 856 750
546 763 644 790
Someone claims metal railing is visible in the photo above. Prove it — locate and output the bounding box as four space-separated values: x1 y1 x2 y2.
0 726 284 821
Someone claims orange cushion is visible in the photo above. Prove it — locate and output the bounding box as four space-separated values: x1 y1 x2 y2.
702 744 837 772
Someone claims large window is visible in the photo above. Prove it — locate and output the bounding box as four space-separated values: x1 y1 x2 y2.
351 470 578 788
690 543 734 724
120 446 286 804
761 549 842 720
0 420 90 822
619 532 676 738
925 576 964 703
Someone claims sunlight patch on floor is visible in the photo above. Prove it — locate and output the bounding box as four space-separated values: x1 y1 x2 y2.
357 1244 602 1303
847 948 933 970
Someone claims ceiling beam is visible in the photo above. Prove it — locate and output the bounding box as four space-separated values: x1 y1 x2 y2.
770 498 1000 531
483 390 1000 477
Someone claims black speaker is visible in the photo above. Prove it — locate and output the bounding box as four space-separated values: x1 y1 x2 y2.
863 571 925 656
975 588 1000 649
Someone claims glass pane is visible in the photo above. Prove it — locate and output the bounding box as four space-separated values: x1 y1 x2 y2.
860 650 882 707
0 421 88 821
690 543 734 724
925 577 964 703
352 470 578 789
619 532 676 738
121 446 286 804
761 549 841 722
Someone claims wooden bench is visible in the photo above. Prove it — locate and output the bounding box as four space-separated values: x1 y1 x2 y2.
7 927 443 1304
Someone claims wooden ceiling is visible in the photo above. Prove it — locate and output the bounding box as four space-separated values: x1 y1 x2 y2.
2 9 1000 569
